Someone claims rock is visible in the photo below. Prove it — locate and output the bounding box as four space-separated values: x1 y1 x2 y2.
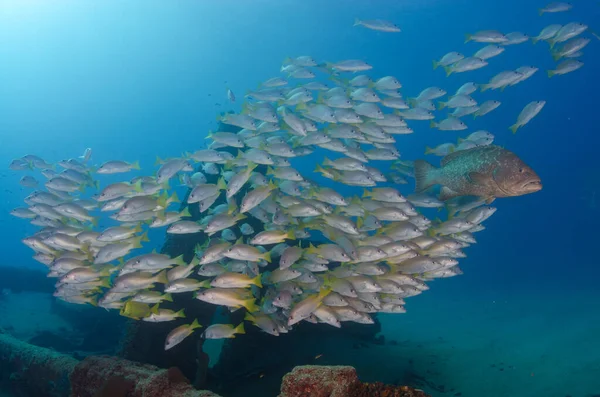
0 332 77 397
279 366 359 397
279 365 430 397
70 355 221 397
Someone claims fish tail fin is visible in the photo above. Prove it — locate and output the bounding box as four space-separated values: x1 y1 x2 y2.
262 251 272 263
432 60 439 70
551 52 561 62
244 312 255 323
509 124 519 134
175 308 186 318
437 101 446 110
131 161 141 170
88 296 99 307
356 217 364 230
169 191 180 204
180 206 191 217
414 159 439 193
235 322 245 335
442 66 452 77
164 293 173 302
538 8 543 16
464 34 472 43
252 274 263 288
547 70 555 78
425 146 433 155
480 84 489 92
155 270 168 284
548 39 556 49
242 299 259 312
353 18 361 27
190 318 202 330
429 120 437 129
173 254 186 266
217 177 227 190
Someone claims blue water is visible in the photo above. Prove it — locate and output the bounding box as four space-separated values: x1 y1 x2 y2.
1 1 599 396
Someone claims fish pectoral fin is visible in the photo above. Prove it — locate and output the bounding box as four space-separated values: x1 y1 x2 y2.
439 186 460 201
467 172 488 185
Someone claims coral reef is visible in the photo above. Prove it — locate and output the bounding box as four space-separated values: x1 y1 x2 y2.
279 365 429 397
70 355 220 397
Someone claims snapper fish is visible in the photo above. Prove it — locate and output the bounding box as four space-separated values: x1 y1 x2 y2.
433 52 464 70
539 2 572 15
509 101 546 133
164 319 202 350
465 30 508 43
353 18 400 33
414 145 542 202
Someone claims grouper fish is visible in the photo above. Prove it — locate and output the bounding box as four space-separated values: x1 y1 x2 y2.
414 145 542 201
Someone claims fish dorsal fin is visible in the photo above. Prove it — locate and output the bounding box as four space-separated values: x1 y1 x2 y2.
440 151 465 167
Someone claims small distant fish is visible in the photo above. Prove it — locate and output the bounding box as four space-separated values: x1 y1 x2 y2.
19 176 38 188
549 23 588 48
227 88 236 102
551 38 590 61
415 145 542 201
79 148 92 162
532 24 562 44
474 45 505 60
425 143 455 156
430 117 467 131
327 59 372 72
97 160 140 174
509 101 546 133
354 18 400 33
456 82 477 96
548 59 584 77
465 30 508 43
433 52 464 70
165 319 202 350
502 32 529 46
479 71 523 92
443 57 488 76
539 2 572 15
203 323 245 339
473 100 501 118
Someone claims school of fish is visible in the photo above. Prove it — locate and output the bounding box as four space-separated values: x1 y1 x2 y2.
8 3 592 349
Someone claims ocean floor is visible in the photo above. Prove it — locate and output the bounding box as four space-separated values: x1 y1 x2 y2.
217 281 600 397
358 283 600 397
1 284 599 397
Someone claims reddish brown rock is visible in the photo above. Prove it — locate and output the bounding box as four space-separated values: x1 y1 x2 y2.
279 365 360 397
279 365 430 397
70 355 220 397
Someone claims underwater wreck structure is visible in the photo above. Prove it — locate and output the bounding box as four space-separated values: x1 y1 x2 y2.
0 329 428 396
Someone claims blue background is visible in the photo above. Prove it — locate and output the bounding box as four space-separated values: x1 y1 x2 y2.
0 1 599 395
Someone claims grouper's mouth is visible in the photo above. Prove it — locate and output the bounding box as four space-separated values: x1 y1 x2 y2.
521 180 542 192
